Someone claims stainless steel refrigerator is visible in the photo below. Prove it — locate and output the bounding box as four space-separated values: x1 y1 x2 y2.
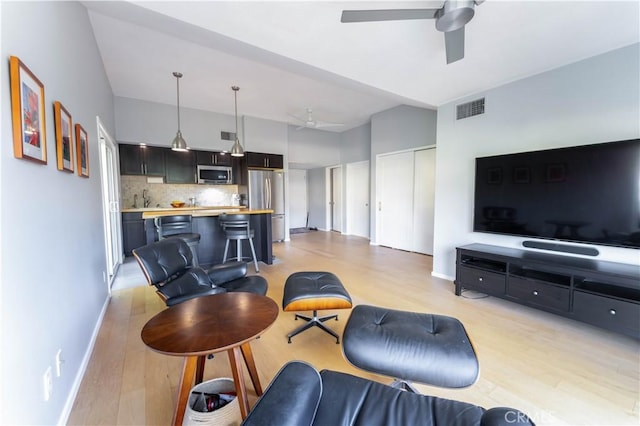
248 170 285 242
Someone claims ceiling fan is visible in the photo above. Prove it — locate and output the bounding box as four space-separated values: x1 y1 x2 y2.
289 108 344 130
341 0 484 64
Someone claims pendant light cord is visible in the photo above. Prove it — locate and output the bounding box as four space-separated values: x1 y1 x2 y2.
174 72 183 132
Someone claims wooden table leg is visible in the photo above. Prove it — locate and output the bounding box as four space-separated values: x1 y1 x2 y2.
228 347 249 419
173 356 198 426
240 342 263 396
195 355 206 384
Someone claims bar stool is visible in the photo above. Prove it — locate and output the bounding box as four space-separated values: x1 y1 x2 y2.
155 215 201 267
219 213 259 272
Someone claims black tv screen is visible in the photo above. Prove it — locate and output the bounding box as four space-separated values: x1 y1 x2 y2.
473 139 640 249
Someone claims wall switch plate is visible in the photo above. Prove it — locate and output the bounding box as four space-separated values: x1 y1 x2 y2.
43 367 53 401
55 349 63 377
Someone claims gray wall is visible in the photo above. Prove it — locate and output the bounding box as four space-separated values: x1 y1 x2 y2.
369 105 438 242
433 43 640 280
288 125 341 169
115 96 240 151
307 167 328 229
340 123 371 164
1 2 116 424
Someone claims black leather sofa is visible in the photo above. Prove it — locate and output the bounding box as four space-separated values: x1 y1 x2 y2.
133 238 267 306
242 361 535 426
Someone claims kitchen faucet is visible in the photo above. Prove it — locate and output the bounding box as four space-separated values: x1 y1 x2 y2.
143 189 151 208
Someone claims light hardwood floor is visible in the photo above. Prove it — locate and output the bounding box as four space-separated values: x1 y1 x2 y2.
68 231 639 425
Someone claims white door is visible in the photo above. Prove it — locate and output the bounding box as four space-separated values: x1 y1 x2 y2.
413 149 436 254
377 151 414 250
98 118 122 289
289 169 308 229
346 161 370 238
330 166 342 232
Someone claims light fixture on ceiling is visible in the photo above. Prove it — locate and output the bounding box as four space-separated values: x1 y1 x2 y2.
230 85 244 157
171 71 188 151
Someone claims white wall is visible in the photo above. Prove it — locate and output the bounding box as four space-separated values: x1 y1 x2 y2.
433 43 640 280
1 2 116 424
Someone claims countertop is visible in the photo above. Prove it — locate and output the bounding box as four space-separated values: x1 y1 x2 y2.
122 205 246 213
140 208 273 219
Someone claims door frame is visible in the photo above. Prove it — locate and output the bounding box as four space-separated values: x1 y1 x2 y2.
325 165 343 233
97 117 122 292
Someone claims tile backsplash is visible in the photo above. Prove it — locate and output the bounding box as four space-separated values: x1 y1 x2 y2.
121 176 240 208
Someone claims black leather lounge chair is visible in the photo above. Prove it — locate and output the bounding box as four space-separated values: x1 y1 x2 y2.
133 238 268 306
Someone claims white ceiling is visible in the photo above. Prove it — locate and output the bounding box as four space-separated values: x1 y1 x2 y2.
83 1 640 132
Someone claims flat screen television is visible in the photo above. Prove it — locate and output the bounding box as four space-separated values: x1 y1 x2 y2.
473 138 640 249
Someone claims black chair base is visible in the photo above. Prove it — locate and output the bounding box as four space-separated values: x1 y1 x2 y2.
287 310 340 344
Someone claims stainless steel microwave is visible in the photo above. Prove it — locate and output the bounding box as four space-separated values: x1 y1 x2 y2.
197 165 232 184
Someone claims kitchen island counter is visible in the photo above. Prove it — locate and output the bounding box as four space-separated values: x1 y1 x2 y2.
141 209 274 268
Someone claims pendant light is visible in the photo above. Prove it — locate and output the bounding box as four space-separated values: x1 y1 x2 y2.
171 72 188 151
230 85 244 157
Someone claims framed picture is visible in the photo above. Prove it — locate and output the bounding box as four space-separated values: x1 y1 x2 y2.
54 101 74 172
546 163 566 183
487 167 503 184
513 166 531 184
75 124 89 178
9 56 47 164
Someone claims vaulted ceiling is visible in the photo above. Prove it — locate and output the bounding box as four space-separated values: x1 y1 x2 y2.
83 1 640 131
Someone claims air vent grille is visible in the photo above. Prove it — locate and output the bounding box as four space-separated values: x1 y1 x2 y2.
221 131 236 141
456 98 485 120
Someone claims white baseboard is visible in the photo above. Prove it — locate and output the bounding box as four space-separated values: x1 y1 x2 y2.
431 271 455 281
57 294 111 426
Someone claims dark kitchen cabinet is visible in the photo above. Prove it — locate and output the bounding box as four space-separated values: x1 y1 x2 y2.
122 212 146 256
119 144 165 176
165 149 196 183
195 150 232 166
245 151 284 169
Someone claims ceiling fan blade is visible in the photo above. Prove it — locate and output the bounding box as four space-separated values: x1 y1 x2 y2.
444 26 465 64
315 122 344 128
341 9 438 23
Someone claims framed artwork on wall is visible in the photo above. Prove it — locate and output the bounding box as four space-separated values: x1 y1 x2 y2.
75 124 89 178
53 101 73 172
9 56 47 164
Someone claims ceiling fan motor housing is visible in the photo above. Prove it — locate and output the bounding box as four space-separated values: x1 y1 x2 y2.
435 0 475 32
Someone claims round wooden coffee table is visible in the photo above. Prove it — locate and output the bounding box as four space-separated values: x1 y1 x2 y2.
141 292 279 425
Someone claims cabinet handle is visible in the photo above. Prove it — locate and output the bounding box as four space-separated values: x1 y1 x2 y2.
478 277 483 282
532 290 538 296
609 309 616 316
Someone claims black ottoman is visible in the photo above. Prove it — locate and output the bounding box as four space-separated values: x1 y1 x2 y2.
282 272 352 343
343 305 479 391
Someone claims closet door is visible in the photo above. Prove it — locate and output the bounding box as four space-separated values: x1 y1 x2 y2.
377 151 414 250
346 160 370 238
413 149 436 254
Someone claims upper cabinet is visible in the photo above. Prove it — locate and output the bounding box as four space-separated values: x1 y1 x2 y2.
245 151 284 170
195 150 232 166
119 144 166 176
165 149 196 184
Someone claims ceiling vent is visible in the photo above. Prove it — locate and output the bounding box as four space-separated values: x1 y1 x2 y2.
220 131 236 141
456 97 485 120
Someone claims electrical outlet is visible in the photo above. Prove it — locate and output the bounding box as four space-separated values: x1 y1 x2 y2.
55 349 63 377
43 367 53 401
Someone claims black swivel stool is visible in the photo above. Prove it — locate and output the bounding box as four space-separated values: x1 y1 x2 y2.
282 272 352 344
155 215 201 267
343 305 479 392
219 213 260 272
